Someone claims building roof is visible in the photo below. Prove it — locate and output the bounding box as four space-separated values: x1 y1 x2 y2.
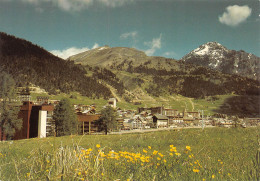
77 114 101 122
153 114 169 120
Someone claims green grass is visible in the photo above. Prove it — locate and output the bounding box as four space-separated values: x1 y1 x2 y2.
0 127 259 180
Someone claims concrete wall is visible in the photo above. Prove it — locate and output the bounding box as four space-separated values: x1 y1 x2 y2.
38 110 47 138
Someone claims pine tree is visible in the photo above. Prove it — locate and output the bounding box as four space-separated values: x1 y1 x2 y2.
53 98 77 136
0 71 22 140
99 106 117 135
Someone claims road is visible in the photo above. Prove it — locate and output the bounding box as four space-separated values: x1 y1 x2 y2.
109 126 215 135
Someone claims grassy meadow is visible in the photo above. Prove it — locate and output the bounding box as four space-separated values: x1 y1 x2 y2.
0 127 259 180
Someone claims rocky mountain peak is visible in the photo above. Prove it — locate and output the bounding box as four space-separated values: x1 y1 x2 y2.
181 42 260 80
190 42 227 57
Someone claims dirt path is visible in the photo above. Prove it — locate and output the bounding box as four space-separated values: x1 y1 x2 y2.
103 83 122 102
189 98 194 111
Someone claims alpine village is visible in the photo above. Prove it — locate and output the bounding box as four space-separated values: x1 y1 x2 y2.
0 32 259 180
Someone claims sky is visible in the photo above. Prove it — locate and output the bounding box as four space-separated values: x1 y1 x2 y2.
0 0 259 60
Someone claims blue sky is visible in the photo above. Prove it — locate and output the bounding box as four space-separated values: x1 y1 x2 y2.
0 0 259 59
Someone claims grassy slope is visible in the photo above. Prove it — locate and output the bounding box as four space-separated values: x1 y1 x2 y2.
0 127 259 180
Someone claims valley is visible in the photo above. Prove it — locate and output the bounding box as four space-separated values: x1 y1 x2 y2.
0 32 259 117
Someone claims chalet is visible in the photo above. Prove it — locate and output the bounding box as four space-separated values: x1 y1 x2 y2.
77 113 101 134
153 114 169 128
123 119 133 130
132 116 146 129
116 118 124 130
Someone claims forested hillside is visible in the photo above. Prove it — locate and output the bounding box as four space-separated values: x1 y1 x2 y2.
68 45 260 99
0 32 111 98
128 64 260 98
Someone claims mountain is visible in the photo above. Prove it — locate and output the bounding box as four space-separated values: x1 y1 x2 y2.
181 42 260 80
68 44 259 99
0 32 111 98
68 46 179 71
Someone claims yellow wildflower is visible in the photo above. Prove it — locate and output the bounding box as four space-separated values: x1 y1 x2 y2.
96 144 101 148
175 153 181 156
158 153 164 157
163 159 167 163
143 149 147 153
153 150 158 155
157 163 160 166
78 172 81 176
157 157 161 161
193 168 200 173
148 146 152 149
170 147 177 152
186 146 191 151
212 175 215 179
169 153 173 156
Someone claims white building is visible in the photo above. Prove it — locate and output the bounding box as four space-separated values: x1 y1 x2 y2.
108 98 117 108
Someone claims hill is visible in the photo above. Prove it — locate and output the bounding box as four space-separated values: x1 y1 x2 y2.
68 46 180 71
0 32 111 98
181 42 260 80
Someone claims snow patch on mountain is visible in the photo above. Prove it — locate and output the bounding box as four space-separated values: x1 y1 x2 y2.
209 60 220 68
194 45 209 55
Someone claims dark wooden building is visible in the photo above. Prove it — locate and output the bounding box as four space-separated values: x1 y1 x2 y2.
14 101 54 140
77 113 102 134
